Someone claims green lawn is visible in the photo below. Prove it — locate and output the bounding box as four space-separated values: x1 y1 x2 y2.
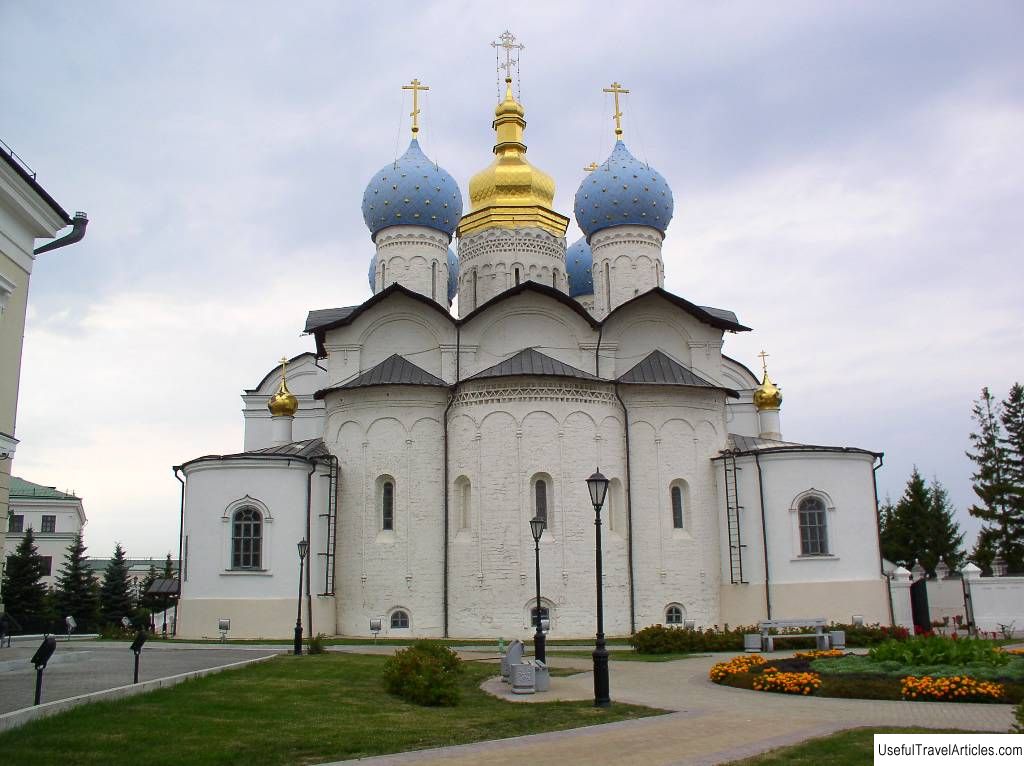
729 728 977 765
548 649 706 662
0 652 664 766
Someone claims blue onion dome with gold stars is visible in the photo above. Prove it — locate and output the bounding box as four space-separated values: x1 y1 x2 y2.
361 139 463 240
574 141 673 239
565 237 593 297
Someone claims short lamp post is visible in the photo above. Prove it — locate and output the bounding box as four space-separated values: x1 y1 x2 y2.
530 515 547 663
294 538 309 655
586 469 610 707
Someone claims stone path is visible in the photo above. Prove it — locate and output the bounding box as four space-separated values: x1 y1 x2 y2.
320 651 1017 766
0 640 281 714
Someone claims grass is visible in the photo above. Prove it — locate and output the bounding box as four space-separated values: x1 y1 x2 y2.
548 649 706 662
0 652 664 766
728 727 978 765
812 654 1024 681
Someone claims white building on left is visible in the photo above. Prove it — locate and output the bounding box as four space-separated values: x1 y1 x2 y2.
4 477 86 588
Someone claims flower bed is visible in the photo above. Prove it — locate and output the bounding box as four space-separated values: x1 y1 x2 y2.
753 667 822 695
901 675 1005 702
793 649 845 660
709 654 765 682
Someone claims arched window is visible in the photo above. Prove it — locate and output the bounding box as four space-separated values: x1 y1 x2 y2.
380 261 386 288
472 269 478 309
603 261 611 309
534 479 548 523
231 508 262 569
671 484 685 529
455 476 471 531
381 478 395 531
390 610 409 629
431 261 437 300
530 605 550 629
798 496 828 555
552 268 558 288
665 604 684 625
514 266 521 285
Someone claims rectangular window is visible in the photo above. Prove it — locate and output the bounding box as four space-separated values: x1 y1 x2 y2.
8 515 23 533
40 556 52 576
382 481 394 531
41 515 56 533
530 606 550 628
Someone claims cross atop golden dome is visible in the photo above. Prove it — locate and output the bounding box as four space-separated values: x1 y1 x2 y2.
753 350 783 411
268 356 299 417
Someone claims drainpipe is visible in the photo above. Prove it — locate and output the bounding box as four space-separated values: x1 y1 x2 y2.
442 324 460 638
872 454 895 626
614 383 637 634
173 466 185 637
753 452 772 620
34 211 88 254
305 460 316 639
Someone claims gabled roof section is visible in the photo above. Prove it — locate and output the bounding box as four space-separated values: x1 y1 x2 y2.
604 287 751 332
314 354 446 399
459 280 600 329
720 433 882 459
617 350 739 398
305 283 455 356
178 438 329 469
467 348 600 382
246 351 320 393
10 476 78 499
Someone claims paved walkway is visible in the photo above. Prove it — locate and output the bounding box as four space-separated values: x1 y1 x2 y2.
0 640 282 714
321 651 1017 766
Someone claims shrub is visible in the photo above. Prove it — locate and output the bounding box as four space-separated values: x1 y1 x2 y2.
383 641 463 706
869 636 1009 668
901 675 1006 702
630 622 908 655
307 633 328 654
1013 699 1024 733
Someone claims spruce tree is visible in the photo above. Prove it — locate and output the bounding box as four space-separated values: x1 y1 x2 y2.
54 532 99 632
922 478 965 573
138 564 159 611
879 468 965 575
0 528 51 631
998 382 1024 570
99 543 133 627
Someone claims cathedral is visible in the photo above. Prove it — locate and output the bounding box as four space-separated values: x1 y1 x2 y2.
174 46 890 640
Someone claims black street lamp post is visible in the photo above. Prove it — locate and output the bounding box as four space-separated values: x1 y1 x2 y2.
530 515 547 663
294 538 309 655
586 469 610 707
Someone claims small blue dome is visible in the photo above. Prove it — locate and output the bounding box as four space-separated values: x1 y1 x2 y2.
565 237 593 297
362 139 463 240
574 141 673 239
447 248 458 303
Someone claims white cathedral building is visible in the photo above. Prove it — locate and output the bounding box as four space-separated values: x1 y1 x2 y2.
174 71 891 640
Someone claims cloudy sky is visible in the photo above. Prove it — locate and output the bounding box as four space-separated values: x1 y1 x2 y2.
4 1 1022 561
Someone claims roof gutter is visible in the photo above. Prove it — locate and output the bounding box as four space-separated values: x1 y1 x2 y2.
34 211 88 255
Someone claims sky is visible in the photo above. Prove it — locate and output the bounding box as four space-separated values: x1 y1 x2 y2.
3 1 1022 561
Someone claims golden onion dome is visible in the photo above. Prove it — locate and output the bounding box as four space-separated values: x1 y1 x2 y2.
753 371 783 411
267 357 299 417
458 78 568 238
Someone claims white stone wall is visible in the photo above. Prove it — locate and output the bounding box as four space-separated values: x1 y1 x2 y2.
4 497 85 588
457 227 566 315
324 386 447 637
965 576 1024 637
177 457 334 638
372 225 450 303
589 226 664 319
924 577 969 626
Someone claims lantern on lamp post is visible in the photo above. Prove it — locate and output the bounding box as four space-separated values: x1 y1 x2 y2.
586 469 610 707
294 538 309 655
529 515 547 663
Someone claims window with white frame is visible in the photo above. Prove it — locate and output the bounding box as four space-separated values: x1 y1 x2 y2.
9 515 23 533
390 609 410 629
665 604 685 625
41 515 56 533
798 495 828 555
670 481 687 530
231 508 262 569
531 473 552 526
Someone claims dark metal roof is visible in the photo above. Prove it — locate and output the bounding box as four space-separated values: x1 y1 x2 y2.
0 141 72 224
468 348 600 382
146 578 180 596
178 438 329 469
459 280 600 329
314 354 446 398
303 307 358 334
605 287 751 332
617 350 740 398
718 433 883 459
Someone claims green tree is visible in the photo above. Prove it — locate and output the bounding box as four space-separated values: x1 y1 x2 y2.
878 468 964 575
138 564 159 611
999 382 1024 570
53 532 99 632
0 528 51 631
967 386 1024 572
99 543 133 627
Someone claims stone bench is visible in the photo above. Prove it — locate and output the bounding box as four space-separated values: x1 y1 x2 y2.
757 618 829 652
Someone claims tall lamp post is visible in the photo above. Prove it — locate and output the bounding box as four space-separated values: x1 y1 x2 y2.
586 469 610 707
294 538 309 655
529 515 547 663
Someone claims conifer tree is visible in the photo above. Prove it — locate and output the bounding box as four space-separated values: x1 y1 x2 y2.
967 386 1023 572
922 478 965 573
54 532 99 632
138 564 159 611
879 468 964 575
100 543 133 627
999 382 1024 569
0 528 51 631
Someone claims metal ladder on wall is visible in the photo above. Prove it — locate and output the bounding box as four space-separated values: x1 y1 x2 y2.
319 457 338 596
723 454 747 584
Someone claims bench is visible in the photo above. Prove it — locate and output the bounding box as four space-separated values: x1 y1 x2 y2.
758 618 829 652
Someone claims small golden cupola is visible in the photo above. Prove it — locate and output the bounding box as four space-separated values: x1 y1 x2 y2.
457 40 569 239
267 356 299 417
753 350 783 411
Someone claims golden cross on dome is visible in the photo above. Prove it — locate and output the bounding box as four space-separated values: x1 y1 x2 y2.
757 350 770 375
491 30 525 82
402 78 430 136
603 81 630 139
584 162 599 172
